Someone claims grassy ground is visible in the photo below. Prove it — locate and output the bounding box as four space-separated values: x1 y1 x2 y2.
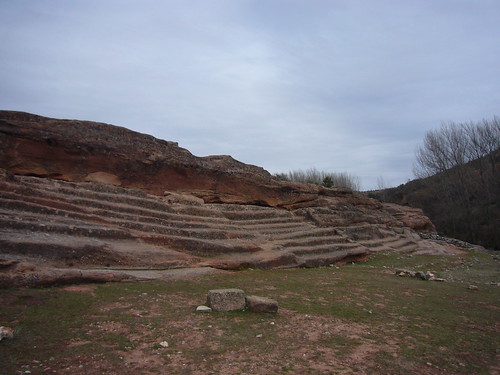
1 250 499 374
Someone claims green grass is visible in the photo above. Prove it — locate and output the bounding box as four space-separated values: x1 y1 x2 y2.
0 250 498 374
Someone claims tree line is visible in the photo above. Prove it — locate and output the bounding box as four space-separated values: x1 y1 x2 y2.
406 116 499 248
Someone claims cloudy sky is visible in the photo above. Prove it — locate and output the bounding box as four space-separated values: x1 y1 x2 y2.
1 0 499 189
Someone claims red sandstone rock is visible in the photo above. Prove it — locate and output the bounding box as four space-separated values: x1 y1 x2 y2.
245 295 279 313
0 110 320 207
0 111 447 288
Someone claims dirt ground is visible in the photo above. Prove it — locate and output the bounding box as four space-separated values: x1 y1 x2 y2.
2 251 499 375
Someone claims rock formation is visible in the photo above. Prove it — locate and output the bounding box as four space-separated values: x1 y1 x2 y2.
0 110 327 208
0 111 461 287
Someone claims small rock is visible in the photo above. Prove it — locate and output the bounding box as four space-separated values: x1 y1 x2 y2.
196 305 212 313
395 269 415 277
255 334 263 338
246 295 279 313
468 285 479 290
0 326 14 341
159 341 169 348
415 271 427 280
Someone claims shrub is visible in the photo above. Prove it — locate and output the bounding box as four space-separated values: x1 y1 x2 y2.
273 168 361 191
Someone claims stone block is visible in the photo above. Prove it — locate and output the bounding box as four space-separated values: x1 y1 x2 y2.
245 295 279 313
206 289 246 312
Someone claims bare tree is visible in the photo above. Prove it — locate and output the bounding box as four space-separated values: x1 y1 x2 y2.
412 116 499 247
376 176 387 190
414 117 500 178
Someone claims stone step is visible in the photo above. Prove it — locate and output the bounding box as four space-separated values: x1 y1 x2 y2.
270 227 339 240
0 232 190 269
382 238 418 251
0 233 125 265
273 235 350 248
290 242 361 256
0 194 314 242
2 178 310 229
0 204 261 252
0 196 104 223
141 234 261 256
295 247 369 268
238 221 312 231
357 237 401 249
0 190 236 230
2 180 233 224
11 178 179 214
0 209 253 244
1 183 308 229
342 224 394 241
19 175 149 198
22 177 265 223
219 209 295 221
114 219 255 240
0 198 317 247
222 216 305 226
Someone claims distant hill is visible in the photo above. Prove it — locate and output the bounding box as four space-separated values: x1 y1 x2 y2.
369 149 500 250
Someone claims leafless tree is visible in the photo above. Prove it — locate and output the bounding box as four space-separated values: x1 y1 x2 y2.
414 117 500 178
413 116 499 247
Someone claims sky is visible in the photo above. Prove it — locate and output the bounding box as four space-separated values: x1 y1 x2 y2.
1 0 499 190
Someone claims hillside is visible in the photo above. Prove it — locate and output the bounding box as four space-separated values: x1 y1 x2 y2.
369 149 500 250
0 111 467 287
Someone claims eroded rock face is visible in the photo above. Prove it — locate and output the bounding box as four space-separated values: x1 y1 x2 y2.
0 110 322 207
0 111 450 288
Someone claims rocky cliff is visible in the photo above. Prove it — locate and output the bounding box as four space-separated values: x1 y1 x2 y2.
0 111 460 287
0 110 331 208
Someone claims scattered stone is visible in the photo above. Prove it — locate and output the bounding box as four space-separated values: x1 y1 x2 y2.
395 269 415 277
255 334 263 338
206 289 246 312
395 269 444 282
396 269 412 276
159 341 169 348
419 233 479 250
0 326 14 341
196 305 212 313
468 285 479 290
415 271 427 280
245 295 279 313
